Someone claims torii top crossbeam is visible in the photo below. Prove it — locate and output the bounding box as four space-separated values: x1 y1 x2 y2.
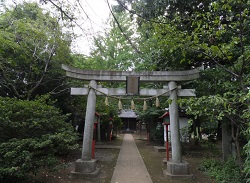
62 64 204 82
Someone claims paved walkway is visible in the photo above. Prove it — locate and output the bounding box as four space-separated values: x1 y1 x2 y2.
111 134 153 183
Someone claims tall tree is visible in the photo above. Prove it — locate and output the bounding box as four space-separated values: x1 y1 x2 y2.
89 10 139 72
115 0 250 167
0 2 73 100
191 0 249 163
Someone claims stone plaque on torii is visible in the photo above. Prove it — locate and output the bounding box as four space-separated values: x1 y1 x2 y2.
62 64 203 179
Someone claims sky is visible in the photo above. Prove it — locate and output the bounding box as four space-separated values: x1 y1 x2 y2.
3 0 118 55
69 0 118 55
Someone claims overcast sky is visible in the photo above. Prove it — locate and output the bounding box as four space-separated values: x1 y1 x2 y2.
70 0 118 55
3 0 118 55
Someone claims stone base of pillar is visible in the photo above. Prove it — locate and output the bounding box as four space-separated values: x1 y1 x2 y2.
163 161 194 180
70 159 100 178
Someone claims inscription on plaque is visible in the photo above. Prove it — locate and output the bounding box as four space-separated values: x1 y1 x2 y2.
126 76 140 95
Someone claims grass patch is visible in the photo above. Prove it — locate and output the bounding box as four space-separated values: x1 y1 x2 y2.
199 157 244 183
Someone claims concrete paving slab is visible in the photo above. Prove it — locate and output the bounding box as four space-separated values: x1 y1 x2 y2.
95 145 121 149
154 146 166 152
111 134 153 183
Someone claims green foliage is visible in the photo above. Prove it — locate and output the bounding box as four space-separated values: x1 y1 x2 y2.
90 11 138 71
244 137 250 182
0 2 73 100
96 97 123 139
137 106 163 122
180 126 189 143
242 99 250 182
135 22 195 71
150 123 164 144
180 94 236 121
200 140 220 156
180 90 248 164
199 158 243 183
0 96 79 182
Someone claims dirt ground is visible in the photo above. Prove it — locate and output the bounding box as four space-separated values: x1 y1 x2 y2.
134 134 215 183
33 134 216 183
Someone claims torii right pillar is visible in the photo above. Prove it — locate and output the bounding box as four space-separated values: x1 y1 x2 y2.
163 81 194 180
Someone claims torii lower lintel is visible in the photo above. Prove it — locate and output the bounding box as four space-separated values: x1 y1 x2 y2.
71 87 196 97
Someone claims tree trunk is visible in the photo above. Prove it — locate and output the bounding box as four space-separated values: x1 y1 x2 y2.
222 121 232 161
231 121 243 168
217 121 222 140
197 121 202 140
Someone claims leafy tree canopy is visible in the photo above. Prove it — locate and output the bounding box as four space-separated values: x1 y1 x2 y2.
0 2 73 100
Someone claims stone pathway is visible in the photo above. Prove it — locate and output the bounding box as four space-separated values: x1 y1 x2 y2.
111 134 153 183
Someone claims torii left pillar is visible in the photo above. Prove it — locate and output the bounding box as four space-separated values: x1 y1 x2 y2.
71 80 100 178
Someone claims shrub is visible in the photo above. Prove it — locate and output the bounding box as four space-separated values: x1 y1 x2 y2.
242 103 250 182
0 96 79 182
150 124 164 144
199 158 243 183
244 140 250 182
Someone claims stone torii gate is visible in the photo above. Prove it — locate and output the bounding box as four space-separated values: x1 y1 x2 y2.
62 64 203 179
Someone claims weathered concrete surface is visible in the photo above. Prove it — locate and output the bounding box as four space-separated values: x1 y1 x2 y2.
168 81 182 163
74 159 97 173
70 159 99 178
70 80 100 178
167 161 190 175
154 146 166 152
62 64 203 82
163 161 194 180
71 87 196 97
111 134 153 183
82 80 97 160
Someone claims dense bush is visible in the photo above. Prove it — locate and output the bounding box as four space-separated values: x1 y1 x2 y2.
0 96 79 182
245 140 250 182
242 101 250 182
150 123 164 144
244 125 250 182
199 158 244 183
